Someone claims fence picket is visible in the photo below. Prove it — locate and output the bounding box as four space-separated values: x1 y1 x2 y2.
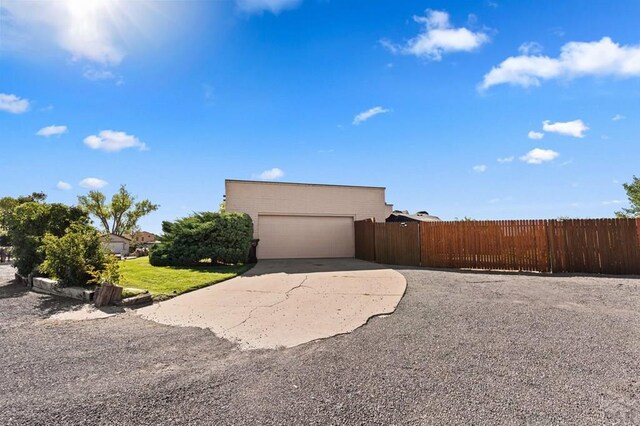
354 218 640 275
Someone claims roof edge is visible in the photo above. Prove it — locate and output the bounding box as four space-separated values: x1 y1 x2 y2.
225 179 386 190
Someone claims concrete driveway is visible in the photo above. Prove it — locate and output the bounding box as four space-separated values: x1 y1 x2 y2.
138 258 406 349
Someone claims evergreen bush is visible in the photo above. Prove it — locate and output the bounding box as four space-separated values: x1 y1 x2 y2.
150 212 253 266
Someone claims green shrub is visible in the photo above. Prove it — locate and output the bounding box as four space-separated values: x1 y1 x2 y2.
40 224 106 287
89 254 121 286
6 202 87 276
149 212 253 266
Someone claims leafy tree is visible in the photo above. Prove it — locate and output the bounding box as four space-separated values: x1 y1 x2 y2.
615 176 640 218
78 185 159 236
5 201 87 275
0 192 47 243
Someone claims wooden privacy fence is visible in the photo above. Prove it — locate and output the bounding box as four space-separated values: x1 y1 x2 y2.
354 218 640 275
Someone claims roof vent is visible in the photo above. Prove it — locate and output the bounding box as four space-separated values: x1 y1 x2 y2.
416 211 429 216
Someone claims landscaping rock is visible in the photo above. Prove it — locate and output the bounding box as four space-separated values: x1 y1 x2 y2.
31 277 93 302
118 293 153 307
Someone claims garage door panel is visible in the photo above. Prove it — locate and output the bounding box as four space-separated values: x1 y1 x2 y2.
258 215 354 259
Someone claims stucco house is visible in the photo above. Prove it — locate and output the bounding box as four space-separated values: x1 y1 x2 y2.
128 231 158 247
100 234 131 256
225 179 393 259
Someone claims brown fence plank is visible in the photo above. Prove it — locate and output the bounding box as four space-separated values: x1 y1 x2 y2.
354 219 376 262
415 218 640 275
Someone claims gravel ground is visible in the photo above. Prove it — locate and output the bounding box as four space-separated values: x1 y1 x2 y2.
1 264 639 425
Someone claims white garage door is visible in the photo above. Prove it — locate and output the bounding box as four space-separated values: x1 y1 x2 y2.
258 215 355 259
107 242 125 255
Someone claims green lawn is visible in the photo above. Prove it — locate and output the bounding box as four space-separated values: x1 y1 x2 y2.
120 257 252 298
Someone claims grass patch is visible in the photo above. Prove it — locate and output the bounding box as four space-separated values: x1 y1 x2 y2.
120 257 253 299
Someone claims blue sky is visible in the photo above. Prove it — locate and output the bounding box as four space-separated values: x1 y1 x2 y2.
1 0 639 233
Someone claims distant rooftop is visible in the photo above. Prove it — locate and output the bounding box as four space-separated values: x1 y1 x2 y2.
387 211 441 222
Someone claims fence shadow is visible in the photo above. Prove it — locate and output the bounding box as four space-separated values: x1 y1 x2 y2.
242 258 389 277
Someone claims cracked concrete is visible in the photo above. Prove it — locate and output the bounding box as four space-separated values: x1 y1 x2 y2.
137 258 406 349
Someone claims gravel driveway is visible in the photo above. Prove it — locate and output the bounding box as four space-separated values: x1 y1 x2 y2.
1 264 638 425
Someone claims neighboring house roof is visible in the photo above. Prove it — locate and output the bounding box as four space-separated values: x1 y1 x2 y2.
125 231 157 241
386 211 442 222
100 233 132 242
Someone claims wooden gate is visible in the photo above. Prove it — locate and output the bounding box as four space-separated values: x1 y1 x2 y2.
374 222 421 266
354 219 375 262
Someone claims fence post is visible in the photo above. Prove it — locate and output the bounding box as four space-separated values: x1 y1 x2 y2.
418 221 423 267
546 220 555 273
372 218 377 263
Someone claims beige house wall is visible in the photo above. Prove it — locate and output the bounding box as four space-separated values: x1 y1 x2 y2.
225 180 391 239
100 234 130 255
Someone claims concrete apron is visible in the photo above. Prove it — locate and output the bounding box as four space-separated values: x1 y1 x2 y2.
137 259 407 350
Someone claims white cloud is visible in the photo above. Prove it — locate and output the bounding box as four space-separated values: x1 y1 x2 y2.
497 156 514 163
79 177 108 189
542 119 589 138
0 93 30 114
489 196 513 203
36 125 68 137
520 148 559 164
480 37 640 90
602 200 624 205
528 130 545 140
83 68 115 80
352 106 390 125
83 130 147 152
236 0 301 13
382 9 489 61
2 0 128 65
256 167 284 180
612 114 626 121
56 181 72 190
473 164 487 172
518 41 543 55
82 67 123 85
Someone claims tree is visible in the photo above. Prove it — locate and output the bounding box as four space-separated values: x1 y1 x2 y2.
615 176 640 218
5 201 87 275
0 192 47 237
78 185 159 236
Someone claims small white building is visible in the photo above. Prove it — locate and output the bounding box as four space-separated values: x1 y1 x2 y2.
225 179 393 259
100 234 131 256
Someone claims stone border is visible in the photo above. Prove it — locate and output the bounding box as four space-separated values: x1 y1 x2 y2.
116 293 153 307
31 277 94 302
